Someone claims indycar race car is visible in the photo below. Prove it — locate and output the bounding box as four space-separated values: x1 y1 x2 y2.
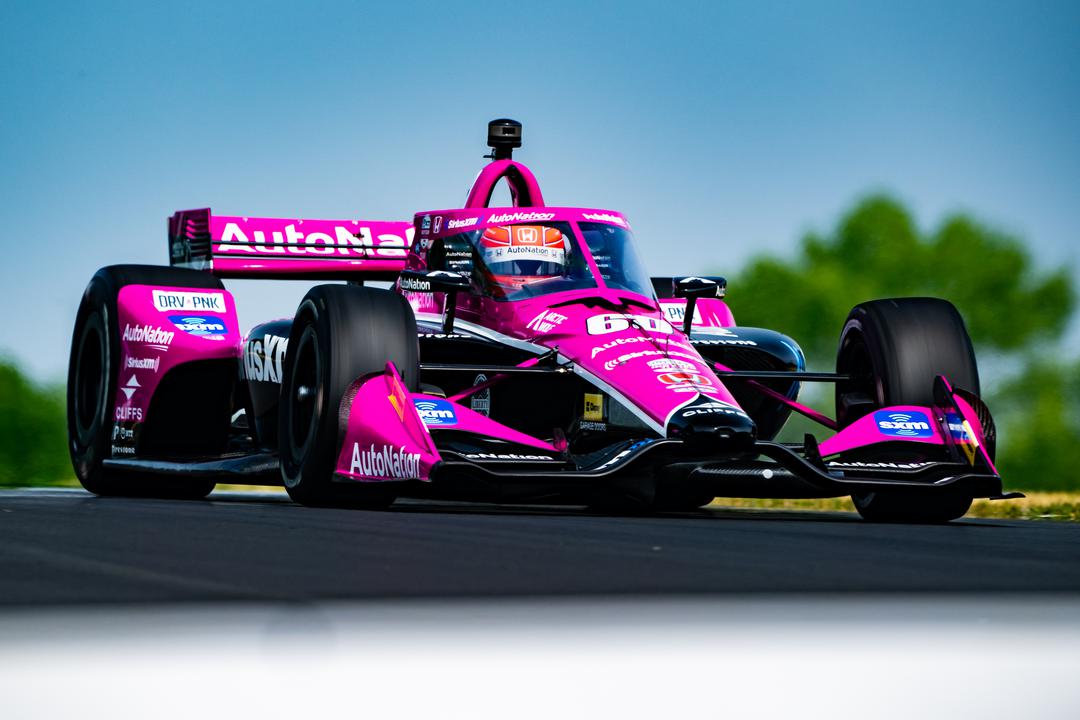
67 119 1019 522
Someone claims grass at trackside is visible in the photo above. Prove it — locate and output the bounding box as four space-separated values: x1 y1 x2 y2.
214 484 287 494
710 493 1080 521
709 497 858 513
968 493 1080 521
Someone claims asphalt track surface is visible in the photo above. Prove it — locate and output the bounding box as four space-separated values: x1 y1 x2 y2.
2 487 1080 605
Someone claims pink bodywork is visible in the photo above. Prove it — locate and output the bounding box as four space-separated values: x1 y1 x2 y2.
170 209 413 277
658 298 736 330
404 206 746 435
817 392 993 470
947 380 998 474
154 156 994 482
333 376 561 481
112 285 242 452
464 159 546 208
818 405 948 457
333 365 442 482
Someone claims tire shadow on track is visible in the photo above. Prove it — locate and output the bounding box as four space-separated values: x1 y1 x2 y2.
384 498 863 525
20 488 1019 529
384 502 1023 528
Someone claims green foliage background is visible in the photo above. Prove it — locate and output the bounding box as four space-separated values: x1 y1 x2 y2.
1 193 1076 490
0 359 71 487
732 195 1078 491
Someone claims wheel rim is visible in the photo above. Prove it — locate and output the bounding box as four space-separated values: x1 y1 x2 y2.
287 325 322 478
74 317 106 442
836 332 879 426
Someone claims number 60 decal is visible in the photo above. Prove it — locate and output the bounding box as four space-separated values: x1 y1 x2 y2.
586 313 675 336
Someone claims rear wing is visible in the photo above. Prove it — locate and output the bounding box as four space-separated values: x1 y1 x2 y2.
168 208 413 280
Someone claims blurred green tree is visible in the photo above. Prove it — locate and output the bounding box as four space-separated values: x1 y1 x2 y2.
0 359 72 487
732 195 1074 364
729 194 1078 491
990 360 1080 492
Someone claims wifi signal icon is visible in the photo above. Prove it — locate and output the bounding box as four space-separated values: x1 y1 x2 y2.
888 413 917 436
412 398 457 426
874 410 933 439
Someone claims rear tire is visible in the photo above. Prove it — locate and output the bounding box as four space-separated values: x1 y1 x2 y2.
279 285 419 508
835 297 980 523
67 265 221 499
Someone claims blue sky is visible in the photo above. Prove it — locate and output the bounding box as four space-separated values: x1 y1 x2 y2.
1 0 1078 380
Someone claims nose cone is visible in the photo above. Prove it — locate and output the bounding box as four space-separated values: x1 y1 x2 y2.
666 396 757 454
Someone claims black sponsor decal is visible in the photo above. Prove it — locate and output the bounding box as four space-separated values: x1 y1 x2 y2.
471 374 490 417
462 453 557 462
244 334 289 383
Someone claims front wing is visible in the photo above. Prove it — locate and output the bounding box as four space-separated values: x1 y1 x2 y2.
331 365 1012 501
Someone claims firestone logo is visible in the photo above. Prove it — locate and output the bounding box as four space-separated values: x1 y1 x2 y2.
350 443 422 479
485 211 556 224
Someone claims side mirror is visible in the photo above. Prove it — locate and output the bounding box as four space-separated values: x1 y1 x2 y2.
672 276 726 299
399 269 470 333
671 276 727 335
429 236 475 276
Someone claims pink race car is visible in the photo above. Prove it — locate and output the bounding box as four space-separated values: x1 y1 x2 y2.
67 120 1017 522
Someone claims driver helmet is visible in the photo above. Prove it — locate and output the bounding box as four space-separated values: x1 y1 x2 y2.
479 225 568 291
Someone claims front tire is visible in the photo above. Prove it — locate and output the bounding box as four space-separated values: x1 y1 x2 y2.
67 265 220 499
835 297 980 523
278 285 419 508
851 491 972 524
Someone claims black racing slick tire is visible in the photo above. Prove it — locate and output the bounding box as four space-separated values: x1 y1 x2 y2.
67 265 221 499
835 297 979 523
851 491 974 525
279 284 419 509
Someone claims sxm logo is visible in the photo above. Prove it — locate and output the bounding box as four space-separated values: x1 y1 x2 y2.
413 398 458 427
874 410 934 439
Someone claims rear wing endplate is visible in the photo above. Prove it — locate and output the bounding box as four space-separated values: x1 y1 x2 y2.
168 208 413 280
